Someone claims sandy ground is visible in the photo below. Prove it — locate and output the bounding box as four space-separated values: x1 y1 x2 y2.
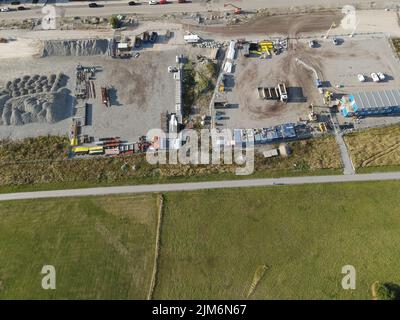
194 10 400 39
0 38 42 59
220 36 400 130
0 0 397 21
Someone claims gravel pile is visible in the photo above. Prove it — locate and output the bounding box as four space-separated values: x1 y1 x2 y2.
0 73 70 126
41 39 112 57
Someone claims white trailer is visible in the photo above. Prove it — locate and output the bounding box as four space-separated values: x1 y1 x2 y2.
277 83 288 102
184 34 201 43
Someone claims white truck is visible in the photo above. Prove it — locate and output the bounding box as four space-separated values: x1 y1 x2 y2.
277 83 288 102
184 34 201 44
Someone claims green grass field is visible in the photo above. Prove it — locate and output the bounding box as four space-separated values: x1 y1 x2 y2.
1 181 400 299
154 182 400 299
0 195 158 299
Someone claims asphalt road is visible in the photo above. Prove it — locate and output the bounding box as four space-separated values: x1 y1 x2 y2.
1 171 400 201
0 0 391 21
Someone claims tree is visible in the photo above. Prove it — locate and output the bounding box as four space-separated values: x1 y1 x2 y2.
375 282 400 300
109 16 120 29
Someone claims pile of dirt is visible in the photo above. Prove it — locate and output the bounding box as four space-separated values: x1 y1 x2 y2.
41 39 112 57
0 74 72 126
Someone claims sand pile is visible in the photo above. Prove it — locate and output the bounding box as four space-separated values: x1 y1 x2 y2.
41 39 112 57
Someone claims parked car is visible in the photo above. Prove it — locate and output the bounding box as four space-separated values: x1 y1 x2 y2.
371 72 380 82
128 1 136 5
133 52 140 58
332 37 339 45
10 1 20 5
168 66 178 73
88 2 99 8
377 72 386 81
0 7 10 12
148 0 158 5
17 6 27 10
309 40 317 48
357 74 366 82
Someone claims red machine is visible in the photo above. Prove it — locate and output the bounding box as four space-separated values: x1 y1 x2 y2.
224 3 242 14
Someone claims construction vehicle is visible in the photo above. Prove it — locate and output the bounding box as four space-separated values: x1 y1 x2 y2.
259 40 273 55
277 83 288 102
308 104 318 122
224 3 242 14
70 123 79 146
101 86 110 107
324 90 333 105
323 22 336 39
319 122 328 132
219 74 226 92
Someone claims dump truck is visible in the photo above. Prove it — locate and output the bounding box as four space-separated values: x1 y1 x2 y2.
277 83 288 102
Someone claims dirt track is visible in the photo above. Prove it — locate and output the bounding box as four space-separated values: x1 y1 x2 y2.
195 11 343 37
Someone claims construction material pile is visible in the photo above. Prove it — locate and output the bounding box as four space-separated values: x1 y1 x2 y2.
195 40 228 48
41 39 112 57
0 73 71 125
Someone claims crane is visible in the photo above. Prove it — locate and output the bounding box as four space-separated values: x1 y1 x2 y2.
224 3 242 14
323 22 336 39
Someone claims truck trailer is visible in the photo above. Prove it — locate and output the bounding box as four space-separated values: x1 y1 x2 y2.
277 83 288 102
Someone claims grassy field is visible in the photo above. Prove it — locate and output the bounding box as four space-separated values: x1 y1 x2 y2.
1 181 400 299
154 181 400 299
0 135 341 193
344 124 400 170
0 194 158 299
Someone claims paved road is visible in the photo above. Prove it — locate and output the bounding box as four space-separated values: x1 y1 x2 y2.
0 0 392 21
1 171 400 201
329 111 355 175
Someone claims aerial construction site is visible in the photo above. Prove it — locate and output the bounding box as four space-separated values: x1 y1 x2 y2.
3 0 400 304
0 0 400 169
